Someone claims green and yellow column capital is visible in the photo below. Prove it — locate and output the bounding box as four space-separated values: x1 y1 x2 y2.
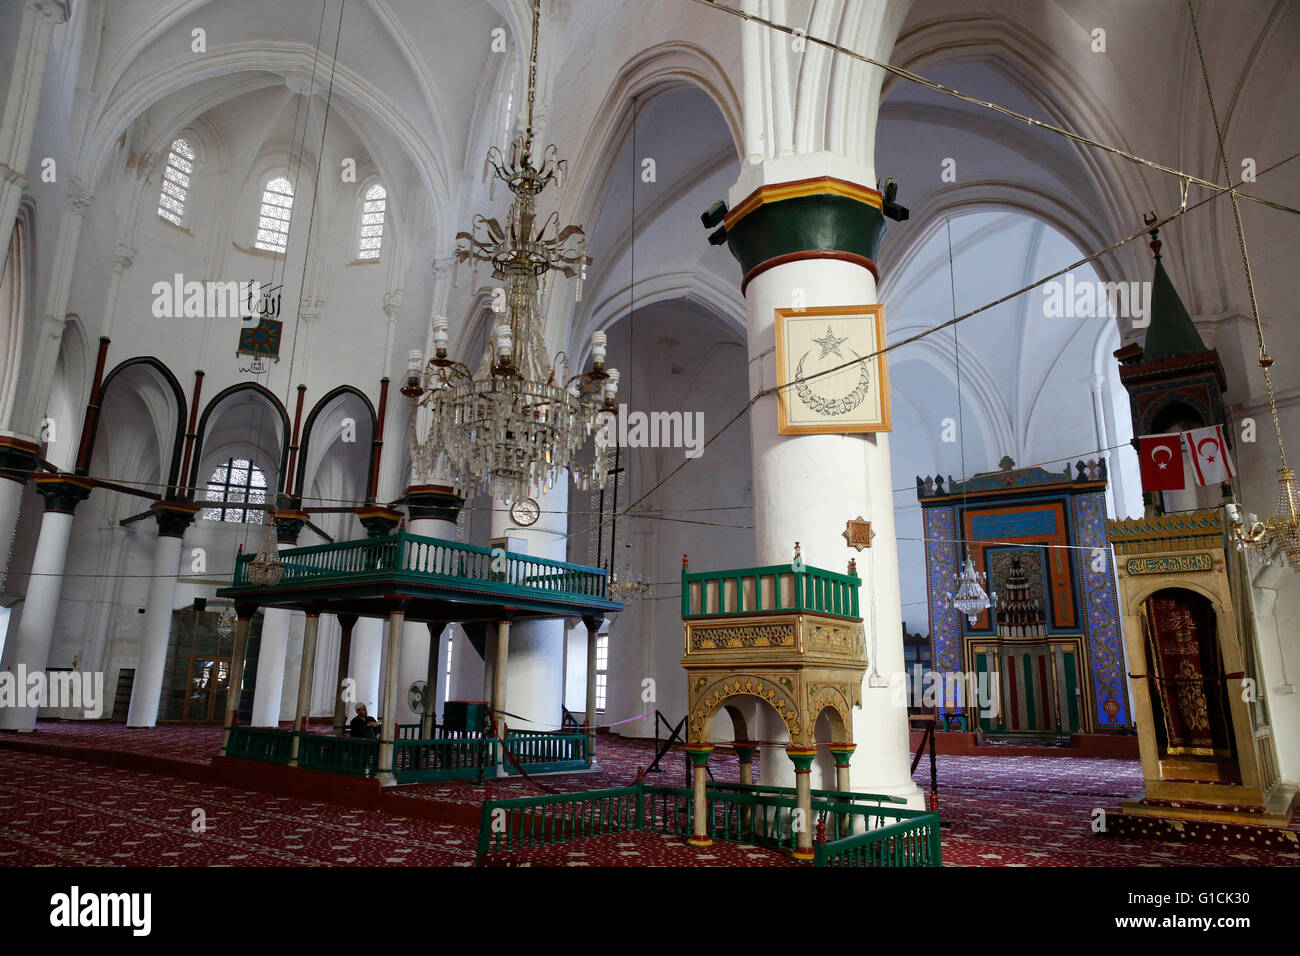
731 743 759 764
684 743 715 767
828 743 856 768
785 746 818 773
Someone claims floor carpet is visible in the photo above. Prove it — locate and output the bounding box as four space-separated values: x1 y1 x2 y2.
2 721 1296 866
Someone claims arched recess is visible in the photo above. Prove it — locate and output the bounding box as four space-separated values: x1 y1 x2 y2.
88 357 188 494
0 199 35 431
44 317 88 472
691 677 802 744
188 383 291 497
294 385 377 503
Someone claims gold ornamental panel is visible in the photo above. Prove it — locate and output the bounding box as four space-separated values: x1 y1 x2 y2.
690 622 796 650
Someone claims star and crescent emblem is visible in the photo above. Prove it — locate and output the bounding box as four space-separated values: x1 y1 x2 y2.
794 323 870 417
1150 443 1174 470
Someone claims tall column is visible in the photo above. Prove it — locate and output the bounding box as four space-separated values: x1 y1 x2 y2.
583 615 603 766
250 512 305 725
126 501 200 727
375 604 405 785
333 613 357 736
0 438 41 584
828 743 855 793
398 486 462 723
491 613 512 777
288 610 321 766
0 0 70 279
786 747 817 861
734 742 758 833
219 605 256 754
0 475 91 731
490 480 568 731
684 743 714 847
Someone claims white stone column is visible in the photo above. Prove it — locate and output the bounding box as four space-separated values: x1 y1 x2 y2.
490 480 569 731
349 616 383 715
0 476 90 731
0 0 69 279
126 502 199 727
492 615 511 777
251 607 292 726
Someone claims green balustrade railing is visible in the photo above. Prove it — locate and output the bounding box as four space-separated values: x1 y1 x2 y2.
396 723 422 740
392 737 495 783
500 730 589 774
476 786 643 865
681 561 860 620
297 733 379 777
475 782 940 865
226 726 295 764
231 530 613 605
814 812 941 867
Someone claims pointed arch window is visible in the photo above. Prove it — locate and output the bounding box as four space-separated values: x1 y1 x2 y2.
201 458 269 523
157 137 195 227
254 176 294 253
357 183 386 260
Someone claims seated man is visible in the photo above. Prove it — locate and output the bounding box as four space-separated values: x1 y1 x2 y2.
348 703 381 739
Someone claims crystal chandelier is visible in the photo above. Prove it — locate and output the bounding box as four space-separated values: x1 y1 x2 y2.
245 510 285 587
215 604 237 636
608 541 653 600
402 0 617 505
946 554 997 626
1228 467 1300 568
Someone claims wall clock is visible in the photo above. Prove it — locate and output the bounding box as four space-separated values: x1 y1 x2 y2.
510 497 540 527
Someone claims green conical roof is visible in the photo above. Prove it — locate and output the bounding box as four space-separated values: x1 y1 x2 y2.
1142 235 1208 363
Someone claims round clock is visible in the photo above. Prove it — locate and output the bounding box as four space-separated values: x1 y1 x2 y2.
510 497 540 527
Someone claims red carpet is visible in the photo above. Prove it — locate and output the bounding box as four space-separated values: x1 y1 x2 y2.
2 721 1296 867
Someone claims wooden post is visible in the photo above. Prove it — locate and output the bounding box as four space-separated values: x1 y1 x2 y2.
491 611 513 777
377 605 406 784
333 613 357 737
219 605 255 755
422 621 445 738
583 615 603 766
289 610 321 766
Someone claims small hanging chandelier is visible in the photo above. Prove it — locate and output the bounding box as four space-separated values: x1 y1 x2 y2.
245 510 285 587
946 554 997 625
608 541 653 600
215 604 237 636
402 0 617 504
1228 466 1300 568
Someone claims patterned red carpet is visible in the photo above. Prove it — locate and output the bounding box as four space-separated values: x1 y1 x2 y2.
2 721 1296 866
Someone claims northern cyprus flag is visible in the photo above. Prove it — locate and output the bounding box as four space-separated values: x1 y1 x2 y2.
1185 424 1235 486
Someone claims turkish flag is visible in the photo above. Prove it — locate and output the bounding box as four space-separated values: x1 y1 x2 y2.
1138 433 1186 491
1186 424 1235 486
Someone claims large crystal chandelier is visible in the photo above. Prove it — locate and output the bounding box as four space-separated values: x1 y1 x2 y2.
245 510 285 587
402 0 617 504
946 555 997 626
1228 467 1300 568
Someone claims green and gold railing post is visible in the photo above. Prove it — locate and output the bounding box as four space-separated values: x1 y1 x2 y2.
786 746 818 861
733 742 758 830
376 601 408 786
288 607 322 766
828 742 857 836
220 603 258 755
684 743 715 847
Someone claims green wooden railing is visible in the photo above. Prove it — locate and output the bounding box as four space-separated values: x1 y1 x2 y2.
230 529 613 604
681 561 860 619
475 782 940 866
814 812 941 867
500 730 589 774
226 726 295 763
297 734 380 777
393 737 495 783
396 723 422 740
476 786 643 864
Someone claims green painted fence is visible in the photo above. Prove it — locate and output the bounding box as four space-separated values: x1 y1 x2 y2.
681 560 860 619
813 812 941 867
500 730 589 774
231 530 613 604
297 734 379 777
476 786 643 864
225 726 295 764
393 737 495 783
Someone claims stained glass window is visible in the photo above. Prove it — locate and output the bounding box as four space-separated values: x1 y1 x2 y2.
157 137 195 227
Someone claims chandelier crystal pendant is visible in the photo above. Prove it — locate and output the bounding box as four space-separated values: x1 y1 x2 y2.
945 554 997 626
402 0 617 505
608 541 653 601
245 511 285 587
215 604 237 636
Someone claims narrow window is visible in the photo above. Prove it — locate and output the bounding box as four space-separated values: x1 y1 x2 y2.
157 137 195 227
358 183 386 259
254 176 294 253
